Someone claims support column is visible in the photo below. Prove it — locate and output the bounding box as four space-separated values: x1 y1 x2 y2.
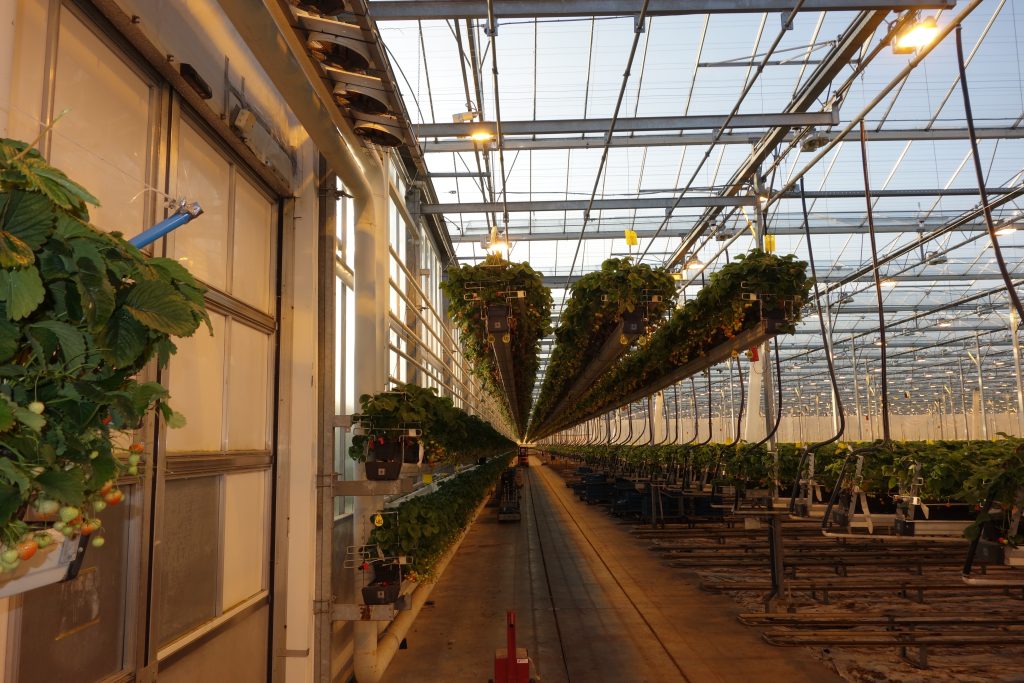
743 360 764 443
652 391 666 444
974 333 988 440
1010 307 1024 435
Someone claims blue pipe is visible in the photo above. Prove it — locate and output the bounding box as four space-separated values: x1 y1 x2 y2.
129 202 203 249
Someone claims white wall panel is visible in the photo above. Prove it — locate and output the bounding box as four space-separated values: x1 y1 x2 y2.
49 10 151 236
231 174 274 313
6 0 47 141
174 122 230 291
221 471 267 610
226 322 271 451
166 312 226 452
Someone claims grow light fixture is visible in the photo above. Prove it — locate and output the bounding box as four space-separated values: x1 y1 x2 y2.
893 16 939 54
684 254 704 271
800 127 830 153
996 225 1018 236
483 225 509 258
470 129 494 144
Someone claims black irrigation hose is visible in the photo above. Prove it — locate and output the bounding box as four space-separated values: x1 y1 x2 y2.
688 377 699 445
790 178 848 512
956 25 1024 324
816 122 893 528
709 361 745 484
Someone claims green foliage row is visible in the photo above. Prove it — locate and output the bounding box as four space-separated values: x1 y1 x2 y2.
369 453 513 577
349 383 515 464
547 438 1024 505
529 258 675 437
441 255 552 436
0 138 209 545
550 251 812 431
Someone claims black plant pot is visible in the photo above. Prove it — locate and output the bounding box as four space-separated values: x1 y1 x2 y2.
365 440 404 480
362 582 401 605
365 460 402 480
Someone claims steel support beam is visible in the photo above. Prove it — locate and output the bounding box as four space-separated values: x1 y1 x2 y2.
423 126 1024 153
542 270 1024 288
669 10 892 267
414 111 838 138
420 195 755 214
449 220 1005 242
369 0 954 21
428 187 1016 215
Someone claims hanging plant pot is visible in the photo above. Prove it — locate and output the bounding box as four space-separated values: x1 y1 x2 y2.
0 531 85 599
361 580 401 605
366 440 404 480
362 562 403 604
621 310 645 336
486 305 511 334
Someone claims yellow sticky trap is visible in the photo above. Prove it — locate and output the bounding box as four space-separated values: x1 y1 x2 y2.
373 514 384 528
624 229 638 246
764 234 776 253
422 474 433 484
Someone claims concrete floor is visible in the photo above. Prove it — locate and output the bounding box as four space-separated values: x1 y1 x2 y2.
380 458 843 683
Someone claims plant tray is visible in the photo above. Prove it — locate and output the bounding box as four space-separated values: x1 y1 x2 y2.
0 531 84 599
362 581 401 605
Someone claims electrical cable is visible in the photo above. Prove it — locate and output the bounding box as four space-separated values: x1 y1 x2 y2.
789 177 848 512
955 25 1024 323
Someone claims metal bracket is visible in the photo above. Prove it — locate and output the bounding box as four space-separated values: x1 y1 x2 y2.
485 21 497 36
634 15 646 33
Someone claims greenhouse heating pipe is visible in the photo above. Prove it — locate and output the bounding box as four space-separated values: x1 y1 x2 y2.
128 202 203 249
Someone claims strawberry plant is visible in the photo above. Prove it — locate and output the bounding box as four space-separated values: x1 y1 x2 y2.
529 257 675 438
551 251 811 431
369 453 512 577
441 255 551 437
350 383 514 465
0 138 209 568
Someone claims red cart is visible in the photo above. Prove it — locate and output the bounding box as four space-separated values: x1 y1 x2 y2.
492 611 532 683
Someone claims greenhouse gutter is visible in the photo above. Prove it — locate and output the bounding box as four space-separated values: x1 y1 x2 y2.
549 318 783 434
534 317 640 438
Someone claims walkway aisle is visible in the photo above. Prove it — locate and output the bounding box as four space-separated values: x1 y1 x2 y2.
381 460 842 683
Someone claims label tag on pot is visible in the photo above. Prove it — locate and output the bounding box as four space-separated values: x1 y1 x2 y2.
422 474 433 484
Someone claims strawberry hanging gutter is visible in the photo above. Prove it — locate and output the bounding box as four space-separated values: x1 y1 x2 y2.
528 258 677 441
544 251 812 435
442 256 551 439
